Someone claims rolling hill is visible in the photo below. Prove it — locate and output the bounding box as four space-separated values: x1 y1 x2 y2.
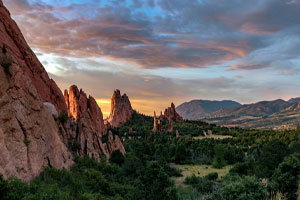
176 100 241 119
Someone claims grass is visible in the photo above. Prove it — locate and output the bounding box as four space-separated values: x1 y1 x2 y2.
193 135 232 140
170 163 232 187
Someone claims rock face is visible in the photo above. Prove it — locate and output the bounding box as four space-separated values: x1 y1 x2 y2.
0 1 73 181
108 89 134 127
164 103 183 121
0 1 66 113
168 117 173 132
0 1 126 181
107 131 126 155
63 85 125 160
0 62 73 182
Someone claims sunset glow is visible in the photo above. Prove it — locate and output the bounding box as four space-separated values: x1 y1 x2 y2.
3 0 300 116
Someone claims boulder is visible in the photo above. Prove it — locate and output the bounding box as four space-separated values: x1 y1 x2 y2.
43 102 58 118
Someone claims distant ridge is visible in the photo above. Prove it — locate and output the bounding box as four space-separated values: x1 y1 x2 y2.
211 99 291 118
176 100 241 119
288 97 300 104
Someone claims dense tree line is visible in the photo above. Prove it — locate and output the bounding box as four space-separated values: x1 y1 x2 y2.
1 112 300 199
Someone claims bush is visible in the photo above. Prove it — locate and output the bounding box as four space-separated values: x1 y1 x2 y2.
1 45 13 77
184 174 200 185
205 172 218 181
109 150 125 166
24 138 31 146
58 111 69 124
221 176 267 200
270 153 300 200
68 140 81 152
230 159 256 176
184 174 215 194
212 144 227 168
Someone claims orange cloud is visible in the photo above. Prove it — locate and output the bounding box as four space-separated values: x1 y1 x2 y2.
241 22 280 35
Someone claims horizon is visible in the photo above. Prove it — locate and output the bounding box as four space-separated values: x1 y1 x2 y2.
3 0 300 117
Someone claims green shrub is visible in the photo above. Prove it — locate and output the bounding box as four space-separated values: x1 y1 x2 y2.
205 172 218 181
24 138 31 146
270 153 300 200
68 140 81 153
221 176 267 200
184 174 200 185
1 45 13 77
58 111 69 124
212 144 227 169
109 150 125 166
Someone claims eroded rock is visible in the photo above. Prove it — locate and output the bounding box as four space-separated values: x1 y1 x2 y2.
108 89 133 127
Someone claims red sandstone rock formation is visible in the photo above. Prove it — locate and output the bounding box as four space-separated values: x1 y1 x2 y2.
168 117 173 132
164 102 183 121
0 1 66 112
63 85 125 160
153 112 158 132
108 89 134 127
0 1 127 181
107 131 126 155
153 102 183 133
0 1 73 181
0 61 73 182
64 85 104 130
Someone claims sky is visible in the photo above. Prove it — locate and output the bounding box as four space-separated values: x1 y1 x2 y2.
3 0 300 117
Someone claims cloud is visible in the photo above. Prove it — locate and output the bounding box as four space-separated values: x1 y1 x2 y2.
4 0 300 71
3 0 300 116
279 69 299 76
229 63 270 71
0 0 259 69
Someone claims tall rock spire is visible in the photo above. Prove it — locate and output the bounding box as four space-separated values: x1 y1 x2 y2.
108 89 134 127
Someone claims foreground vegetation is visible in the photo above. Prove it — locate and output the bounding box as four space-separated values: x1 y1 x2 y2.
1 111 300 199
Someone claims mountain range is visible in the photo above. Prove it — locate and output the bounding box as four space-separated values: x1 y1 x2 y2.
176 100 241 119
177 98 300 129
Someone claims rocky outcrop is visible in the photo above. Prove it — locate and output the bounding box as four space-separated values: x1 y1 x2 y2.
107 131 126 155
164 103 183 121
63 85 105 160
63 85 125 160
0 62 73 182
153 112 162 133
168 117 173 132
108 89 134 127
0 1 73 181
64 85 104 131
153 102 183 133
0 0 127 181
0 1 66 112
